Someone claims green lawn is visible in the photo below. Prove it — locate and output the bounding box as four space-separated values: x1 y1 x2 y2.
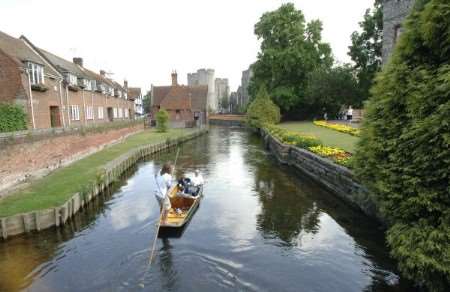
0 128 195 217
279 122 359 153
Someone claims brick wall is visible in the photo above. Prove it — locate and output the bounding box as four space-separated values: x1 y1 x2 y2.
0 49 25 104
0 123 143 195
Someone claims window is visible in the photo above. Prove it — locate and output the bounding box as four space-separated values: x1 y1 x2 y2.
124 109 129 118
91 80 97 91
394 24 402 44
86 106 94 120
176 109 181 120
83 79 92 91
65 73 78 86
118 108 123 118
113 107 118 118
27 62 44 85
70 105 80 121
98 107 104 119
118 90 122 98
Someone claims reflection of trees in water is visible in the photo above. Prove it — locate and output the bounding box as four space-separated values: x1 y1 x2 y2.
247 142 322 245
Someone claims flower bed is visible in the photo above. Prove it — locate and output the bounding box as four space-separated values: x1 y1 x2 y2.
313 120 360 136
264 124 352 168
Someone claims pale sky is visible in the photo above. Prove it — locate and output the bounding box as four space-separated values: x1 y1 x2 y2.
0 0 374 92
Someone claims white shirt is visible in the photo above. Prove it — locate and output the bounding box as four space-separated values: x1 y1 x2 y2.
191 174 204 186
154 173 172 199
348 108 353 115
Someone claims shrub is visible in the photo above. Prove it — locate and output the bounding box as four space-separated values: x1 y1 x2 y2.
313 120 361 136
354 0 450 290
0 103 27 133
156 109 169 132
246 86 281 128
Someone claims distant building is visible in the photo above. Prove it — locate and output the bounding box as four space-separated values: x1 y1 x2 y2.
214 78 230 112
0 30 134 129
187 68 217 112
382 0 415 64
151 72 208 128
128 87 144 116
237 67 252 108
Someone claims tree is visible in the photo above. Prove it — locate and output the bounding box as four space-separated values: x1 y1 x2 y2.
348 0 383 103
246 86 280 128
142 91 151 114
220 94 229 113
354 0 450 290
155 109 169 132
249 3 333 118
304 64 360 119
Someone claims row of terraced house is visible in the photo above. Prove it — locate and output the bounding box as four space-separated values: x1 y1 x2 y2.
0 30 142 130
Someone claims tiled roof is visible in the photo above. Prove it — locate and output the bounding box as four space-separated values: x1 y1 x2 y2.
153 85 207 111
40 48 89 79
128 87 141 100
0 31 59 77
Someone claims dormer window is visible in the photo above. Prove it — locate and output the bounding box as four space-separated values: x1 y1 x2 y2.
26 62 44 85
65 73 78 86
83 79 92 91
109 87 114 96
91 80 97 91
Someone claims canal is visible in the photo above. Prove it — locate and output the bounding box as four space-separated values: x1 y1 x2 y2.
0 128 416 291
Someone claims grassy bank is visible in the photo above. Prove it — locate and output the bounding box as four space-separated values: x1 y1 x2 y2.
279 122 359 153
0 128 195 217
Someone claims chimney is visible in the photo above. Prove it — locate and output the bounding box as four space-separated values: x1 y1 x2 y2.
171 71 178 86
73 57 83 67
100 70 106 77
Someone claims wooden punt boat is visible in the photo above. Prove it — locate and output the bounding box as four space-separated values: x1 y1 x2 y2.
159 185 203 229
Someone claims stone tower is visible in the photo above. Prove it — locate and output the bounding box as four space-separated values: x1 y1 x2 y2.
187 69 217 112
382 0 415 64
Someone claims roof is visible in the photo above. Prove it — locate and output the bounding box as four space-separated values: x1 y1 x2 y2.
40 48 88 79
153 84 207 111
0 31 59 76
128 87 141 101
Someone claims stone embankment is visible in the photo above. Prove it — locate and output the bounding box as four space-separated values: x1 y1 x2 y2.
209 114 245 127
0 129 207 240
261 129 382 222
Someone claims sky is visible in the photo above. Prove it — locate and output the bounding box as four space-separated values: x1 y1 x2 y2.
0 0 374 92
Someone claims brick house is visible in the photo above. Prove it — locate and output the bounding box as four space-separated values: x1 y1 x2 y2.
0 30 135 129
151 72 207 128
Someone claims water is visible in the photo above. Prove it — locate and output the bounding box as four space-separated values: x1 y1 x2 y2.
0 128 416 291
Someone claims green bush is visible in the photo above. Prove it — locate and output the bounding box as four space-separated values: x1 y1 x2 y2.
265 124 321 148
0 103 27 132
354 0 450 290
156 109 169 132
246 86 281 128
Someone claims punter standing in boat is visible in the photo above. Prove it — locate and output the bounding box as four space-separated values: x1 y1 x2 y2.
154 163 173 224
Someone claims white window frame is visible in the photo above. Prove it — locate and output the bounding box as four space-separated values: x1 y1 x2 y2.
70 105 80 121
27 62 44 85
91 80 97 91
66 73 78 86
113 107 118 118
118 108 123 118
86 106 94 120
98 107 104 119
124 109 129 118
84 79 92 91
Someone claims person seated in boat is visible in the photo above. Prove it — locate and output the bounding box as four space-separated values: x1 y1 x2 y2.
191 170 204 187
154 163 173 224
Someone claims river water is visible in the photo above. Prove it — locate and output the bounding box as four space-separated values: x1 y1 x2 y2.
0 128 416 291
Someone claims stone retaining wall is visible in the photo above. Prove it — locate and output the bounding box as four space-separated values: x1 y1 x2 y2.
261 129 382 222
209 119 245 127
0 129 208 240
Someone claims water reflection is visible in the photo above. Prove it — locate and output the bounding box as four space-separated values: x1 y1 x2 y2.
0 128 417 292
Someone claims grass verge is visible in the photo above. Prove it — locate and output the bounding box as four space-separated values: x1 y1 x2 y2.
0 128 195 217
279 122 359 153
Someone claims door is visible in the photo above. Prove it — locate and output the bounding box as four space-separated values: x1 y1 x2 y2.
107 107 114 122
50 106 61 128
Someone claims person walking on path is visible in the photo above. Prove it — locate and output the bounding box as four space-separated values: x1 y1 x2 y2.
347 106 353 123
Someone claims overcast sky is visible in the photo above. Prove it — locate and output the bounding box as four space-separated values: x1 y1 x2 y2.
1 0 374 91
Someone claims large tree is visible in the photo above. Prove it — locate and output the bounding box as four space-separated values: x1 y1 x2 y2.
348 0 383 104
304 64 360 119
249 3 333 118
354 0 450 290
